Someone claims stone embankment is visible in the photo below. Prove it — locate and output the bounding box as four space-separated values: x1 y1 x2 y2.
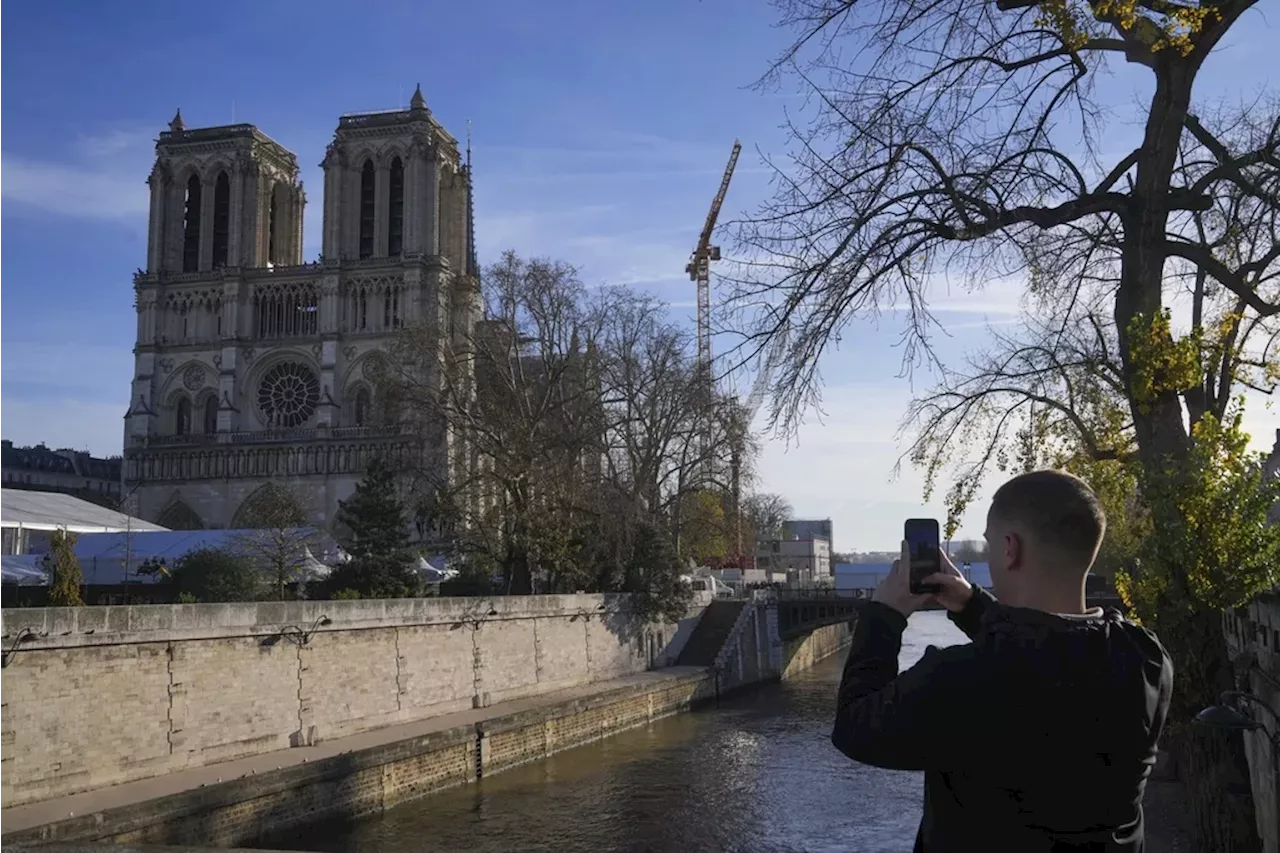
1 592 852 846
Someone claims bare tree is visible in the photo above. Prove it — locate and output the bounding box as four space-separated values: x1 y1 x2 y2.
742 492 794 546
728 3 1279 848
231 483 323 600
389 252 608 594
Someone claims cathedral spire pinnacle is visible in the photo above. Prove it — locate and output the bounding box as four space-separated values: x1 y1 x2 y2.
409 83 427 112
169 108 185 133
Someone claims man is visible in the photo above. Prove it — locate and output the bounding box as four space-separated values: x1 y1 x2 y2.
832 470 1173 852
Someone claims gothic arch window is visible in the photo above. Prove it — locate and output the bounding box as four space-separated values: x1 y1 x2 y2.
203 395 218 434
268 188 279 265
212 172 230 268
157 500 205 531
354 387 371 427
269 182 290 266
231 482 306 529
359 160 375 259
175 397 192 436
182 174 202 273
388 157 404 256
254 281 319 338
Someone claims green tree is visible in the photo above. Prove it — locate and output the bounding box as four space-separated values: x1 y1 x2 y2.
171 548 263 603
678 489 730 566
625 519 693 624
44 529 83 607
322 555 420 600
336 457 410 559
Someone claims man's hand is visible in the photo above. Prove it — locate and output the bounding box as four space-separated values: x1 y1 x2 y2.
871 541 931 617
872 541 975 617
924 550 974 614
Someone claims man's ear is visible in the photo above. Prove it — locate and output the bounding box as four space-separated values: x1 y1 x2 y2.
1005 531 1025 572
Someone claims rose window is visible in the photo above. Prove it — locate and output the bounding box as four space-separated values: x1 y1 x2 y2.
256 362 320 428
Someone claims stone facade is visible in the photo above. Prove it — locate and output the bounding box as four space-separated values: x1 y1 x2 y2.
0 593 709 809
123 87 479 531
1226 590 1280 853
1 441 123 507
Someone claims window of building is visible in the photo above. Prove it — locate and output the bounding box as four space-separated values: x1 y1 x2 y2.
182 175 202 272
212 172 230 268
354 388 370 427
176 398 192 436
268 191 279 266
203 397 218 434
359 160 375 259
254 282 320 338
388 157 404 256
256 361 321 429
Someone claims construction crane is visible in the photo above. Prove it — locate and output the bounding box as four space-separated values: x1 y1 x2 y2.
686 139 742 481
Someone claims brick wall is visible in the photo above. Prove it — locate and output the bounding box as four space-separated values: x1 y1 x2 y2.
1224 589 1280 853
0 593 709 808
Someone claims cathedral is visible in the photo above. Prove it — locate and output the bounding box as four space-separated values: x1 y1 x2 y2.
122 86 478 531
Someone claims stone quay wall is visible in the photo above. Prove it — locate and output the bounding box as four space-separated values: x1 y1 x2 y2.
1225 589 1280 853
0 593 709 809
4 671 717 848
781 620 853 679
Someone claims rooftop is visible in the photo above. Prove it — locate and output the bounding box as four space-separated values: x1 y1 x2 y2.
0 489 166 534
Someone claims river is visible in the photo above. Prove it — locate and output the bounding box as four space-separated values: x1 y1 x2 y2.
270 610 968 853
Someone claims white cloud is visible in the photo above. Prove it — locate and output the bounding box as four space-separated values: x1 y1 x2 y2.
2 156 149 220
3 127 155 221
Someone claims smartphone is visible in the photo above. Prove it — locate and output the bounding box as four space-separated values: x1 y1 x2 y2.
905 518 942 595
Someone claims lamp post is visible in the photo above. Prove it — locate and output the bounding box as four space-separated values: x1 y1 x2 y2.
1194 690 1280 778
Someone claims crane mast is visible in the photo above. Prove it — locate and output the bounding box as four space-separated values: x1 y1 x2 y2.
686 140 742 483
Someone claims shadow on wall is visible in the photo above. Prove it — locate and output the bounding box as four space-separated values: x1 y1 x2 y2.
780 620 854 681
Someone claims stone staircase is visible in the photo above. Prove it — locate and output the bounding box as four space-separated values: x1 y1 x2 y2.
676 600 748 667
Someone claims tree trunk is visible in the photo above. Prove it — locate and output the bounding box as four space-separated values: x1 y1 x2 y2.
1180 728 1262 853
1115 58 1263 851
1164 605 1262 852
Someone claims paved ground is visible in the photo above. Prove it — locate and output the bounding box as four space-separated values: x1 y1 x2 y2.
0 666 708 836
1144 779 1194 852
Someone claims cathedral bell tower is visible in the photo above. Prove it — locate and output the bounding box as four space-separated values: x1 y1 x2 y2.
127 113 305 443
146 110 304 275
319 84 474 274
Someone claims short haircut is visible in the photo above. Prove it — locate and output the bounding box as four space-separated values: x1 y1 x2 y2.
989 470 1106 573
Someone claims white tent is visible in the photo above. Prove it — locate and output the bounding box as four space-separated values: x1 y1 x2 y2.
1 490 167 559
414 553 458 584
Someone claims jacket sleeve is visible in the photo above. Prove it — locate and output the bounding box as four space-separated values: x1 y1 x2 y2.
947 585 996 641
832 601 992 771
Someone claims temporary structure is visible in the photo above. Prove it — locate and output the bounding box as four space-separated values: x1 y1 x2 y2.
1 488 167 559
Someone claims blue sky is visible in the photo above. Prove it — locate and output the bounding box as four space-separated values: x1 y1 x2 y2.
3 0 1277 550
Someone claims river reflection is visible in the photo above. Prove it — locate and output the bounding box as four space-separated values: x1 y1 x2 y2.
271 610 967 853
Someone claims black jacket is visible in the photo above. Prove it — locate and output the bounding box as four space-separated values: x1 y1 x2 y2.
831 588 1173 852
